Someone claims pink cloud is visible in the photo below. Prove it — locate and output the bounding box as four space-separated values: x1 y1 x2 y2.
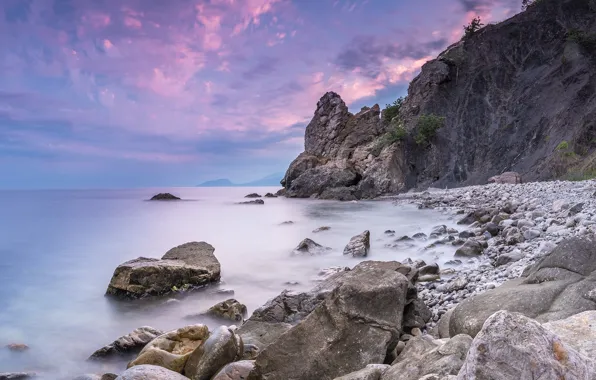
124 16 142 29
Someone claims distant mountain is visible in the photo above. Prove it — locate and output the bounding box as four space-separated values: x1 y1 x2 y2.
197 173 283 187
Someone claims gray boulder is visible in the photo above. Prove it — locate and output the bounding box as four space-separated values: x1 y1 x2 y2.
116 365 189 380
106 242 221 299
454 239 483 257
213 361 255 380
445 237 596 338
495 249 524 266
184 326 243 380
89 326 164 360
204 299 247 322
343 230 370 257
248 264 410 380
333 364 390 380
456 311 596 380
292 238 331 256
381 335 472 380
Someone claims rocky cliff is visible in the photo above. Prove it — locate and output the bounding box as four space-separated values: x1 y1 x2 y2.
281 0 596 199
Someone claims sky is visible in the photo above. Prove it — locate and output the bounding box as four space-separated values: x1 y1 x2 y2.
0 0 521 189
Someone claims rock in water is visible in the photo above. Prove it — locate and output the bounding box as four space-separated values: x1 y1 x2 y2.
128 324 210 373
263 193 277 198
487 172 522 184
457 311 596 380
247 264 410 380
150 193 180 201
237 199 264 205
444 237 596 338
205 299 247 322
313 226 331 233
212 361 255 380
292 238 331 256
244 193 262 198
184 326 243 380
454 239 483 257
116 365 189 380
5 343 28 352
89 326 164 360
0 373 36 380
343 230 370 257
106 242 221 299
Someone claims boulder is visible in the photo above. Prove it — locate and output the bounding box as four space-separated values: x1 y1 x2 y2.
150 193 181 201
333 364 390 380
89 326 164 360
184 326 243 380
244 193 262 198
454 239 483 257
292 238 332 256
237 199 264 205
402 299 432 330
494 250 524 266
445 237 596 338
419 263 439 276
205 299 247 322
248 264 410 380
106 242 221 299
487 172 522 184
237 321 292 359
343 230 370 257
381 334 472 380
457 311 596 380
263 193 277 198
543 311 596 359
313 226 331 233
213 361 255 380
128 324 210 373
115 365 189 380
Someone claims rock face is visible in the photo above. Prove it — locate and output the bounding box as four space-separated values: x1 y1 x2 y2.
89 326 164 360
150 193 181 201
247 263 410 380
445 237 596 337
116 365 189 380
457 311 596 380
106 242 221 299
343 230 370 257
280 0 596 198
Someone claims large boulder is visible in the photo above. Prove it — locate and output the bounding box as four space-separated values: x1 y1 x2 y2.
128 324 210 373
457 311 596 380
184 326 243 380
285 165 360 199
445 237 596 337
116 365 189 380
247 264 410 380
343 230 370 257
106 242 221 299
381 335 472 380
89 326 164 360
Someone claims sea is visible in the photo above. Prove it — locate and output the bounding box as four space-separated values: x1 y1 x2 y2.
0 187 461 378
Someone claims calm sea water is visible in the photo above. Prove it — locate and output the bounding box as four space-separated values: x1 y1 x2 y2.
0 187 460 378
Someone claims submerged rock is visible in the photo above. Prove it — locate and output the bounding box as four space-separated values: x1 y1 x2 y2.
237 199 264 205
313 226 331 233
343 230 370 257
204 299 247 322
89 326 164 360
106 242 221 299
116 365 188 380
244 193 262 198
5 343 29 352
150 193 181 201
292 238 331 256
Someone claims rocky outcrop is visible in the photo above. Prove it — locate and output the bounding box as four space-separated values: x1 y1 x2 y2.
106 242 221 299
89 326 164 360
281 0 596 199
150 193 181 201
444 237 596 337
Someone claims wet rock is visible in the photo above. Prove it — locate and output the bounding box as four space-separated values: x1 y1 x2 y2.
313 226 331 233
205 299 247 322
457 311 596 380
263 193 277 198
419 263 439 276
454 239 483 257
430 225 447 238
128 324 210 373
403 299 432 329
343 230 370 257
5 344 29 352
568 202 584 216
116 365 188 380
334 364 390 380
384 230 395 234
89 326 164 360
184 326 243 380
212 360 255 380
150 193 180 201
244 193 262 198
292 238 331 256
484 222 499 236
106 242 221 299
457 231 474 239
237 199 264 205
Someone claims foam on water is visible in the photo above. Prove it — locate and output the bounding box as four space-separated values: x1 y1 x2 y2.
0 187 459 377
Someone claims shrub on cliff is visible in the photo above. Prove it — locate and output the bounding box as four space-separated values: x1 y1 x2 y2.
386 123 407 143
415 114 445 145
383 97 404 123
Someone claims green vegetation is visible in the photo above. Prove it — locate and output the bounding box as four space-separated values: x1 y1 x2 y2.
415 114 445 145
567 29 596 53
565 168 596 181
463 17 483 38
556 141 569 151
386 123 407 144
383 97 404 123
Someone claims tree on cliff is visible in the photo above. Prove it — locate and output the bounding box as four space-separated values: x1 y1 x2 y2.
463 17 483 38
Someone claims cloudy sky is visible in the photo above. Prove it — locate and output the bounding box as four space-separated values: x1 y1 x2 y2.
0 0 520 188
